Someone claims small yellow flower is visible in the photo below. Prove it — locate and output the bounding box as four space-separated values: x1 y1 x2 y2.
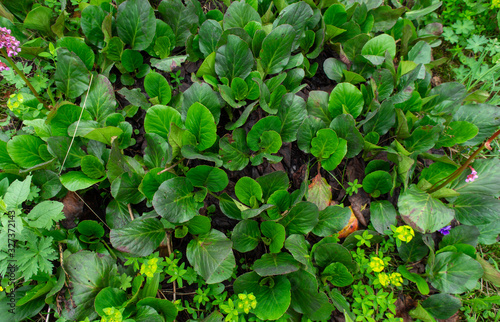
493 0 500 9
238 293 247 300
140 257 159 278
378 272 390 287
101 307 122 322
390 272 403 287
248 294 256 301
369 257 385 272
394 225 414 243
0 286 3 292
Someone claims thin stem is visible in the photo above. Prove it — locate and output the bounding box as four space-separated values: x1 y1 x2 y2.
1 48 50 110
427 128 500 194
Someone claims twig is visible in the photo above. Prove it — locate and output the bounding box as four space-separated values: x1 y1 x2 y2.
127 204 134 221
157 158 184 175
45 307 51 322
74 192 110 230
165 232 177 302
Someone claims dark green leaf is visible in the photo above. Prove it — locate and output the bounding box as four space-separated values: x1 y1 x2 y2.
116 0 156 50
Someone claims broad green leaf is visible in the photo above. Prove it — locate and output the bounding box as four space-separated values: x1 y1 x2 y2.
60 171 106 191
404 125 441 154
57 37 95 71
235 176 263 206
258 131 281 153
420 162 458 185
436 121 478 148
307 174 332 211
451 194 500 226
452 103 500 145
311 128 339 159
32 170 62 199
144 133 171 169
3 176 32 210
253 252 300 276
322 138 346 171
398 233 429 262
144 105 182 139
106 200 136 229
322 262 353 287
231 77 248 101
103 37 124 60
219 129 250 171
260 24 296 75
439 225 480 248
288 270 334 321
199 19 223 57
185 103 217 151
285 234 314 273
86 75 116 124
139 167 176 200
362 101 396 136
110 172 145 204
297 116 326 153
408 40 432 64
7 135 45 168
313 240 354 269
158 0 198 47
427 251 483 294
187 229 235 284
279 201 319 235
144 72 172 105
81 5 106 48
323 57 346 83
278 93 307 142
323 4 346 27
247 116 282 151
136 298 177 322
215 34 254 82
449 159 500 197
110 218 165 256
55 48 90 99
223 1 261 29
181 145 223 167
398 185 455 233
116 0 156 50
94 288 127 317
81 155 105 179
421 294 461 320
121 49 143 72
362 170 393 197
328 82 364 119
233 272 291 321
361 34 396 65
256 171 289 202
261 221 286 253
0 140 18 170
231 220 261 252
186 165 229 192
370 200 397 234
84 126 124 145
313 205 351 237
273 2 314 45
398 265 429 295
63 251 117 321
153 177 203 223
24 6 52 33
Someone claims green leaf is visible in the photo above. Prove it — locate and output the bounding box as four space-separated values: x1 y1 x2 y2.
322 262 353 287
258 130 281 153
436 121 478 148
136 298 178 322
94 287 127 317
3 176 31 210
57 37 95 71
427 251 483 294
398 233 429 262
256 171 289 202
63 251 117 321
139 168 176 200
78 220 105 238
247 116 282 151
144 105 182 140
452 103 500 145
121 49 144 72
362 170 393 197
215 34 253 82
323 57 346 83
398 265 429 295
328 82 364 119
297 116 326 153
235 176 263 206
110 172 145 204
59 171 105 191
144 133 171 169
54 48 90 99
451 194 500 226
32 170 62 199
313 205 351 237
186 165 229 192
288 270 334 321
260 24 296 75
223 1 261 29
278 93 307 142
370 200 397 234
449 159 500 197
144 72 172 105
199 19 223 57
362 101 396 136
153 177 203 223
116 0 156 50
81 5 106 48
187 229 235 284
313 240 354 269
27 201 65 230
7 135 45 168
311 128 339 159
106 200 135 230
86 75 116 124
233 272 291 321
323 4 347 27
439 225 480 248
17 234 57 281
261 221 286 253
186 216 211 235
421 294 461 320
110 218 165 256
398 185 454 233
361 34 396 65
254 252 300 276
231 77 249 101
231 220 261 252
24 6 52 33
81 155 105 179
219 128 250 171
83 126 124 145
404 125 441 154
185 103 217 151
279 201 319 235
181 82 222 123
46 136 86 168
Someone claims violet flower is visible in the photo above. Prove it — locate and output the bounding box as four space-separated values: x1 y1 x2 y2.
438 225 452 235
465 166 478 183
0 27 21 58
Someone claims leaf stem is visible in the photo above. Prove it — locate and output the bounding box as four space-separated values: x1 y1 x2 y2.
427 128 500 194
1 48 50 110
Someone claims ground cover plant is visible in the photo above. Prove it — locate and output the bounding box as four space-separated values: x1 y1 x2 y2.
0 0 499 321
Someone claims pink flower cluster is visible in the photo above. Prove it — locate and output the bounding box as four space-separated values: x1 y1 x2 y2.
465 166 478 183
0 27 21 71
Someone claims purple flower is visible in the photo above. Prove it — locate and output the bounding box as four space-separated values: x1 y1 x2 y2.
465 166 478 183
0 27 21 58
0 62 8 72
438 225 452 235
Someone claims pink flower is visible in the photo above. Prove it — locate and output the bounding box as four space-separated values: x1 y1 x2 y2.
0 27 21 58
0 62 8 72
465 166 478 183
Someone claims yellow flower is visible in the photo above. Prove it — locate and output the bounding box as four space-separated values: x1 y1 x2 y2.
394 225 414 243
369 257 385 272
101 307 122 322
493 0 500 9
236 292 257 314
390 272 403 287
0 286 3 292
140 257 159 278
379 272 390 287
